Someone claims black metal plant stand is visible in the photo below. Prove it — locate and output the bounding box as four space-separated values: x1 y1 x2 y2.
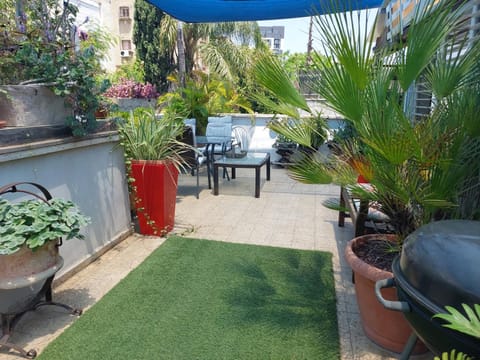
0 182 83 359
0 277 83 359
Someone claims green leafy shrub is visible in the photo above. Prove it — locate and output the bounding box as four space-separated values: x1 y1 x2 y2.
0 198 90 255
0 0 113 135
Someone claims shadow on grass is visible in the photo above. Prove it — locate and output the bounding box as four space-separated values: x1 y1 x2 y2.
223 251 337 330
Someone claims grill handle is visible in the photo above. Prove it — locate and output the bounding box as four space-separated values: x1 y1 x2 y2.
375 278 411 313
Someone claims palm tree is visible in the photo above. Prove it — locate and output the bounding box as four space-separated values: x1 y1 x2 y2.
176 21 186 88
158 15 262 84
253 0 480 240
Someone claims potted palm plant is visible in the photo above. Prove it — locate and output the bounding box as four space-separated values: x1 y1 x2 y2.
116 107 192 236
252 0 480 354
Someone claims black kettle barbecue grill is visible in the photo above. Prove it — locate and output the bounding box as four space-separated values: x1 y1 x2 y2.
375 220 480 359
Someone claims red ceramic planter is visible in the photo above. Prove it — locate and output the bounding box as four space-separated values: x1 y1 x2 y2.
345 234 428 355
130 160 179 236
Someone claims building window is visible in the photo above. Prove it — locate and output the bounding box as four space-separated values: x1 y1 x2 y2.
119 7 130 18
273 38 280 49
121 39 132 50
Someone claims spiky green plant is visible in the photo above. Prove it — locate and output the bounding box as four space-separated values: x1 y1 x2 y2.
116 107 192 169
253 0 480 241
433 303 480 360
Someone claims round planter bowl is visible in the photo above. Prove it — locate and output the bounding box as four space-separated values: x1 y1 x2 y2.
345 234 428 354
0 241 63 314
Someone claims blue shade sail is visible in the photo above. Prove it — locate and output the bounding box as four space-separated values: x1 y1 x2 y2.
145 0 382 23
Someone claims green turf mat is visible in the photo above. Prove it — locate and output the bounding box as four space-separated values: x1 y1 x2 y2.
38 237 339 359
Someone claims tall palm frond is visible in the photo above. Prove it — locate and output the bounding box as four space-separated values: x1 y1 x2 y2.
158 15 260 84
159 15 178 55
268 117 318 148
252 0 480 239
425 35 480 99
394 0 465 91
252 51 310 116
198 39 252 82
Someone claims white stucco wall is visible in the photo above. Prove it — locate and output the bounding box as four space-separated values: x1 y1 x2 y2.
0 134 132 278
229 114 281 162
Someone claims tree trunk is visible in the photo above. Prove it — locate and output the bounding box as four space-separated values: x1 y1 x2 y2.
177 21 186 88
306 16 313 66
15 0 26 32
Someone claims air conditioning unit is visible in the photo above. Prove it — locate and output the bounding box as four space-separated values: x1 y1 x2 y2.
120 50 131 58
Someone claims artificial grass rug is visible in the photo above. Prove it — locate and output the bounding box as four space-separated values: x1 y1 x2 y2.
39 237 339 360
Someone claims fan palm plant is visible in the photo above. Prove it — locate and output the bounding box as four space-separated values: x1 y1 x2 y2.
254 0 480 244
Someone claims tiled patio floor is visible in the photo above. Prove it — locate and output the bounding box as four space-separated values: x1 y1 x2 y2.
0 166 433 359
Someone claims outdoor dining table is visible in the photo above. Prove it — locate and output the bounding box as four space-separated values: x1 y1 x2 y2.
213 152 270 198
196 135 232 189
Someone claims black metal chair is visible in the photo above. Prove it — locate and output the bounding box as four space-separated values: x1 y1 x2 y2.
179 126 206 199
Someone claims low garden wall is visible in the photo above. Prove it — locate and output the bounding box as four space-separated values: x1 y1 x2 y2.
0 132 132 282
229 114 281 162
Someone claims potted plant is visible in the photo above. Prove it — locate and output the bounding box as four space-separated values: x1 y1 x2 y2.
0 182 89 340
0 1 113 136
116 107 192 236
103 78 160 112
252 0 480 354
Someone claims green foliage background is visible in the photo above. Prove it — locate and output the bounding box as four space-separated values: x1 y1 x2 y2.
133 0 175 92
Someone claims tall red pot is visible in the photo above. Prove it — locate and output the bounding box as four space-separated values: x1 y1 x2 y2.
130 160 179 236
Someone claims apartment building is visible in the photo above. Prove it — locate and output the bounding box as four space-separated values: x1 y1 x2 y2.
259 26 285 54
72 0 135 72
373 0 479 48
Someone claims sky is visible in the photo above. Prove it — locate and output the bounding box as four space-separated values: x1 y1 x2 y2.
258 9 378 54
258 17 312 54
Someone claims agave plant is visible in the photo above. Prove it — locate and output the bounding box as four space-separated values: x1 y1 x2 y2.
253 0 480 242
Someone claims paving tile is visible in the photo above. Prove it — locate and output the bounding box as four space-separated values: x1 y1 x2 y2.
0 167 412 360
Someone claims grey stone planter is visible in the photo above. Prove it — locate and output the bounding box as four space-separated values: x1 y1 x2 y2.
111 98 157 112
0 85 72 127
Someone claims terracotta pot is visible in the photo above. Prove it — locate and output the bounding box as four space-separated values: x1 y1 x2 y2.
94 108 108 119
130 160 179 236
0 241 63 314
345 234 428 354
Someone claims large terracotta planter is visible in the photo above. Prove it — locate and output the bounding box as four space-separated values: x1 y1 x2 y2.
130 160 179 236
345 234 427 354
0 241 63 315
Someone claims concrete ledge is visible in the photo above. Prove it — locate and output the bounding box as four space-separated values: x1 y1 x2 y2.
0 131 119 161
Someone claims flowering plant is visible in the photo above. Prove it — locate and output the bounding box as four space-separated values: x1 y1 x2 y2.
104 79 159 100
0 0 112 135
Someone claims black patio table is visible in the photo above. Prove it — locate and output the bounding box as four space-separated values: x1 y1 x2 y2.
213 152 270 198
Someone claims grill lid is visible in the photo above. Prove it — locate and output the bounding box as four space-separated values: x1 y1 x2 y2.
398 220 480 310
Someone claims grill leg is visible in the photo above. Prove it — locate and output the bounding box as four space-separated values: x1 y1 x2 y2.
399 332 418 360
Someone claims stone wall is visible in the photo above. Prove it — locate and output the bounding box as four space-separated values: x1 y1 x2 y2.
0 85 72 127
0 133 132 280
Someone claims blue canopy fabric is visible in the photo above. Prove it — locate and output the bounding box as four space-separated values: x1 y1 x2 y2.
146 0 382 23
